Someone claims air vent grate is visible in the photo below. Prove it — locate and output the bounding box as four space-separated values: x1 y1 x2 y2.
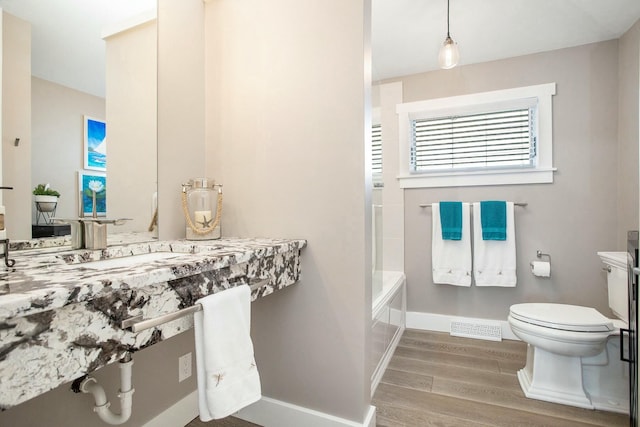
450 320 502 342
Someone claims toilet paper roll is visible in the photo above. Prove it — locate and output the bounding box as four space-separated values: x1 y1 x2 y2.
531 261 551 277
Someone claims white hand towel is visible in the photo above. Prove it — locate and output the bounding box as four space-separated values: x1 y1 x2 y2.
473 202 517 287
432 202 472 286
194 285 261 421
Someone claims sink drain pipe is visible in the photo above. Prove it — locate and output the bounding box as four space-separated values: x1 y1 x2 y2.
77 352 135 425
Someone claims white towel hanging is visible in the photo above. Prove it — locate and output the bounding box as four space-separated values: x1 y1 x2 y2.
431 202 472 286
194 285 261 421
472 202 517 287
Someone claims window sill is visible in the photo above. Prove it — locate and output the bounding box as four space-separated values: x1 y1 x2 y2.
397 167 556 189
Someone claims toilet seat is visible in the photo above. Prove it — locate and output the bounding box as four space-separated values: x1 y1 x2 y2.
510 303 614 332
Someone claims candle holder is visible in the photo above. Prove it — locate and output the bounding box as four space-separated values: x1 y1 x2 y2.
181 178 222 240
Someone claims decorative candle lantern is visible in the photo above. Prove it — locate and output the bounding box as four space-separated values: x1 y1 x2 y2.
181 178 222 240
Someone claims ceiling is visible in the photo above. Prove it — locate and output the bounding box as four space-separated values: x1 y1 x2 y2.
372 0 640 81
0 0 155 98
0 0 639 97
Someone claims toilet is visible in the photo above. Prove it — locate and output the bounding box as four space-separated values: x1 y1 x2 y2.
507 251 630 414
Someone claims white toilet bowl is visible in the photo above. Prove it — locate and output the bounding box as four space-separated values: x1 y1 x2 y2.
508 302 629 413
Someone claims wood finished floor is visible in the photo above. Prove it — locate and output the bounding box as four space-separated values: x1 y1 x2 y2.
374 329 629 427
186 329 630 426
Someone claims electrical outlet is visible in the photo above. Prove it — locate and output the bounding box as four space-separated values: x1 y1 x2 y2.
178 352 192 382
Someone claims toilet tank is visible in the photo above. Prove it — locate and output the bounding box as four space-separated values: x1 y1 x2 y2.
597 251 628 323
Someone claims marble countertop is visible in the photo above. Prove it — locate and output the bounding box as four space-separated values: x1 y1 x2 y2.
8 231 155 251
0 236 307 408
0 237 307 322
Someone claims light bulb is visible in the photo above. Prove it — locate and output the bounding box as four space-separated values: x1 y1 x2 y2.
438 36 460 69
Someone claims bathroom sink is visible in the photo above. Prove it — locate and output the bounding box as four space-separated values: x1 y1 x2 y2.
76 252 188 270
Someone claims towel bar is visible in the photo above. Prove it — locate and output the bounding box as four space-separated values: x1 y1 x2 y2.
419 202 528 208
121 280 268 333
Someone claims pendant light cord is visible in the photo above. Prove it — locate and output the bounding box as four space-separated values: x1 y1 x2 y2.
446 0 451 38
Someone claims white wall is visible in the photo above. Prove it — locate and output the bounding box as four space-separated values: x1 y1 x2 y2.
157 0 206 240
204 0 372 422
2 12 31 239
106 18 157 233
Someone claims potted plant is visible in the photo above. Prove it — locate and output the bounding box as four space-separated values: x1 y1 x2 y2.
33 183 60 212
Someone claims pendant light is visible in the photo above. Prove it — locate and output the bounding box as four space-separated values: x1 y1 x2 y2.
438 0 460 69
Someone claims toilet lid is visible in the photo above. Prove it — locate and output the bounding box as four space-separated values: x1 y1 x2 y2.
510 303 614 332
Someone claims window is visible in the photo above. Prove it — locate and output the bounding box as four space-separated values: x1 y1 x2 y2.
412 107 535 171
397 83 556 188
372 123 382 174
372 107 383 187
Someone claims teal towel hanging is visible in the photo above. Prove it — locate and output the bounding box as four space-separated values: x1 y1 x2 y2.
480 201 507 240
439 201 462 240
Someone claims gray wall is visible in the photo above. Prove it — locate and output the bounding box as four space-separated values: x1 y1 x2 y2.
203 0 372 422
395 39 631 319
618 19 640 246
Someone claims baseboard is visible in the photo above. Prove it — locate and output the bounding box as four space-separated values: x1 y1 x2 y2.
142 389 199 427
237 397 376 427
142 390 376 427
406 311 520 341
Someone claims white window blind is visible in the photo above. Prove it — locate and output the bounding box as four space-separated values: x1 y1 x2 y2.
411 108 536 172
372 123 382 174
396 83 556 188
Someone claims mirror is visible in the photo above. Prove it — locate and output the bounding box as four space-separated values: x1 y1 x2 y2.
0 0 157 244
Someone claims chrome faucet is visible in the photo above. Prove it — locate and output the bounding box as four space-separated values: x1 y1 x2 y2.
53 184 130 249
81 218 130 249
54 218 131 250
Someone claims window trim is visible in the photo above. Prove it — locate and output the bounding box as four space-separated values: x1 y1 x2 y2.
396 83 557 188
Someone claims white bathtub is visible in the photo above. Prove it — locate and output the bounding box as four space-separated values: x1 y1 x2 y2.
373 271 405 310
371 271 406 396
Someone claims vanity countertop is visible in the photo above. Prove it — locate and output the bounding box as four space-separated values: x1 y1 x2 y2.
0 237 306 408
0 237 306 321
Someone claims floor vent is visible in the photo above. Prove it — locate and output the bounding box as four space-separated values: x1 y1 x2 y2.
450 320 502 342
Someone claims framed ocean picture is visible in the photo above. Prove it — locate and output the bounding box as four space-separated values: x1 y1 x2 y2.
83 115 106 171
78 171 106 217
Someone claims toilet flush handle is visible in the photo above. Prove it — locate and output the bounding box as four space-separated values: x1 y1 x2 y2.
602 266 611 273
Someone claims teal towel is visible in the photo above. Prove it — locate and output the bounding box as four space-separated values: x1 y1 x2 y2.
480 201 507 240
439 202 462 240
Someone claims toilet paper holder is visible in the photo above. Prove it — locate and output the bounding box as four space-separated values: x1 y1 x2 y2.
536 250 551 263
530 250 552 277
